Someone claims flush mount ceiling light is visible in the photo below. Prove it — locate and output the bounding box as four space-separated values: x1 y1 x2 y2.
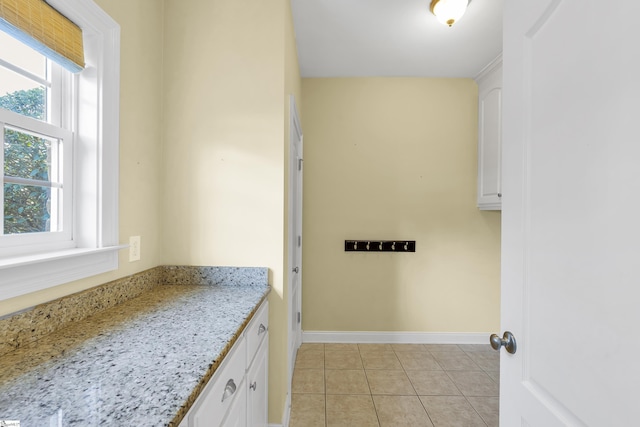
430 0 470 27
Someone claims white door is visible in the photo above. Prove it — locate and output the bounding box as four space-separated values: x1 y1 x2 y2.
500 0 640 425
288 95 303 384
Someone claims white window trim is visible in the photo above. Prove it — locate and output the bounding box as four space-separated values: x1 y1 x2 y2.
0 0 122 301
0 109 74 249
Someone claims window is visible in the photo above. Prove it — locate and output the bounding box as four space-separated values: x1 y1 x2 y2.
0 0 121 301
0 31 73 254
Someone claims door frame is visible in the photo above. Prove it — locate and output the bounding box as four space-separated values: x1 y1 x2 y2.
287 94 303 388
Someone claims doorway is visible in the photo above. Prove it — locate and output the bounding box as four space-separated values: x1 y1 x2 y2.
288 95 304 387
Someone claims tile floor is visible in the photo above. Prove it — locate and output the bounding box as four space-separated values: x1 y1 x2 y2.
289 343 499 427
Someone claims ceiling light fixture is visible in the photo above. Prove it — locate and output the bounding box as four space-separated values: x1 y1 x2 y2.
430 0 469 27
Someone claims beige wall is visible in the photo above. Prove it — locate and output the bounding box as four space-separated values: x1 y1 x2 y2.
161 0 284 269
301 78 501 333
0 0 165 317
162 0 298 423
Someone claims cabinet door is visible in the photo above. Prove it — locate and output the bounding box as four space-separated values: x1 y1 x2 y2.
246 301 268 367
221 380 247 427
477 59 503 210
190 337 247 427
246 339 268 427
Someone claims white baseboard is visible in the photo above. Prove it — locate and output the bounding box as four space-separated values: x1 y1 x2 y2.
302 331 491 345
268 391 291 427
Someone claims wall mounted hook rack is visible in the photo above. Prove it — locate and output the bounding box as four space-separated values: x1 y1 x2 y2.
344 240 416 252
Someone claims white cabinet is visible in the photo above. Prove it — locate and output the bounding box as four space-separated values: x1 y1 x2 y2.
246 333 268 427
476 55 503 210
190 335 246 427
221 383 247 427
180 300 269 427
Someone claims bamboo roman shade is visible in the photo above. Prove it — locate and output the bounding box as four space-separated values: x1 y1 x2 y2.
0 0 84 73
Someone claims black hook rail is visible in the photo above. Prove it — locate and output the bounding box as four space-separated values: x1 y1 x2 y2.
344 240 416 252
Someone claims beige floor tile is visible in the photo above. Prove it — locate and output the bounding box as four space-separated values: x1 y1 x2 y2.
459 344 494 353
373 395 434 427
486 370 499 383
326 369 370 395
299 343 325 352
366 369 416 395
391 344 428 352
431 352 481 371
406 370 461 396
296 350 325 369
289 393 325 427
289 344 500 426
420 395 486 427
447 371 499 397
361 351 402 370
326 394 380 427
467 396 499 427
325 350 363 369
396 351 442 371
325 343 359 351
292 368 325 394
358 343 393 352
423 344 463 353
466 351 500 372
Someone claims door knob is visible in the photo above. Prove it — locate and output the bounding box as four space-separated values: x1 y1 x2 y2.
490 331 517 354
292 266 299 273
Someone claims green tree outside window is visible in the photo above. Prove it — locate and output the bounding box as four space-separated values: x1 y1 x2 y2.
1 87 52 234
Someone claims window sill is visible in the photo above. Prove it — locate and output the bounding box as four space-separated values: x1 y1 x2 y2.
0 246 126 301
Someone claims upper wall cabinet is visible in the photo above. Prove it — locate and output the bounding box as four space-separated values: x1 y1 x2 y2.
476 56 503 211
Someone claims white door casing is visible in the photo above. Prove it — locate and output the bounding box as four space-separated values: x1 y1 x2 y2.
501 0 640 425
288 95 303 386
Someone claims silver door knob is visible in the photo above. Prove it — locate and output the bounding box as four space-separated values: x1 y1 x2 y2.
490 331 517 354
292 266 299 273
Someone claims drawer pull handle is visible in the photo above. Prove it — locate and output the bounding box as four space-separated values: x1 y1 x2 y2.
221 379 237 402
258 324 267 335
250 381 257 391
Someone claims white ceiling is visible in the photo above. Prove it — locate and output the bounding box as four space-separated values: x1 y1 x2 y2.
291 0 504 78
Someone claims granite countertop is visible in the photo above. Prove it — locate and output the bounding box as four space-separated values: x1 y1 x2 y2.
0 267 270 426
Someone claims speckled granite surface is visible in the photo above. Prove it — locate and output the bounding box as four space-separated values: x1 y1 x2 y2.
0 266 269 426
0 267 163 357
162 265 269 287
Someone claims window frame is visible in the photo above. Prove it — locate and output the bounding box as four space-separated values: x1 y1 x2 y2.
0 0 121 301
0 56 73 246
0 110 74 248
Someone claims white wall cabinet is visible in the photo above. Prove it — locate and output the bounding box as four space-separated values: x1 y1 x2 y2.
179 300 269 427
476 56 503 210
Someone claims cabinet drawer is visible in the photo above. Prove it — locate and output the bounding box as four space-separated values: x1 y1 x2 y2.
190 336 247 427
246 301 269 365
